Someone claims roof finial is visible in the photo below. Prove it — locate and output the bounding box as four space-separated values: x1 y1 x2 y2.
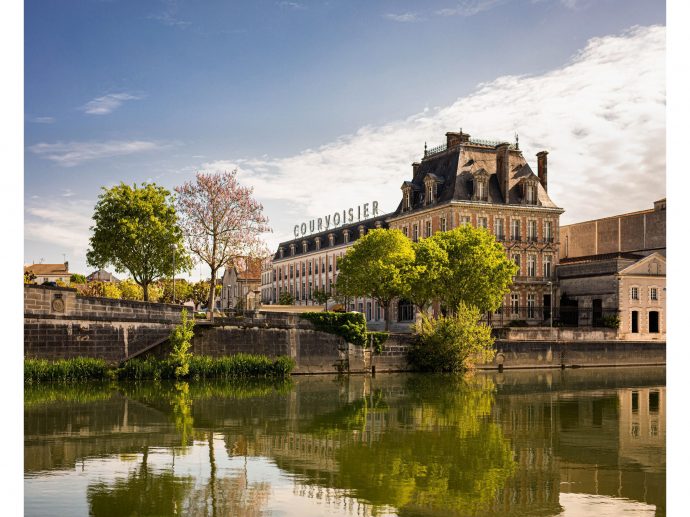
515 132 519 149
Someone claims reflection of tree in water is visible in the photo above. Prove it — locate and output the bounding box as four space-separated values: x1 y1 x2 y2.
87 447 194 516
309 375 517 516
171 382 194 446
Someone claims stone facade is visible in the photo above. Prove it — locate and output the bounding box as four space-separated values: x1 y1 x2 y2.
387 130 563 323
219 257 262 311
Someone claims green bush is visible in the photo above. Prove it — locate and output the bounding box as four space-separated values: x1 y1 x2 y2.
601 314 620 329
408 303 495 373
117 354 295 380
368 331 390 354
24 357 110 383
168 309 195 378
301 311 368 346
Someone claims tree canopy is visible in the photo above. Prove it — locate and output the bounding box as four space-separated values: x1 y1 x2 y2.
336 229 415 330
86 183 191 301
175 170 270 315
430 226 517 313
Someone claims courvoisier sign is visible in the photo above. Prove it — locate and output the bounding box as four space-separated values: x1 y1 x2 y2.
294 201 380 238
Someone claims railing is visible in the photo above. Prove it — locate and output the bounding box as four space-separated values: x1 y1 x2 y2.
424 143 447 157
468 138 517 149
483 306 619 328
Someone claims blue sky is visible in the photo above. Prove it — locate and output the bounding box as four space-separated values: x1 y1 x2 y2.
24 0 666 277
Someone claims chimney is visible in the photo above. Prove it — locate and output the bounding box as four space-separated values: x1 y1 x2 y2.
412 162 420 177
496 143 510 203
537 151 548 192
64 261 69 271
446 130 471 148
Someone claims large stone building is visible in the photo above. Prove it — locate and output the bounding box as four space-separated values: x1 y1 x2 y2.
387 130 564 324
269 210 389 326
557 200 666 339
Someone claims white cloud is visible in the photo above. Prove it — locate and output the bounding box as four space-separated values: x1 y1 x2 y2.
24 199 94 260
384 12 420 22
80 92 143 115
28 116 55 124
199 25 665 247
29 140 163 167
435 0 505 17
277 1 305 10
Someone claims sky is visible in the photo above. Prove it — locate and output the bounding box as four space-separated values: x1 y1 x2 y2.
24 0 666 278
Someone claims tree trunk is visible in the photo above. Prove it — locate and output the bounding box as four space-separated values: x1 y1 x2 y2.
207 269 217 320
384 300 391 331
142 282 149 301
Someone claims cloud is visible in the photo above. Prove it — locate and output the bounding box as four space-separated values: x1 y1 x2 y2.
28 116 55 124
277 1 305 9
384 12 420 22
80 92 143 115
149 0 190 28
435 0 505 17
24 199 94 260
29 140 163 167
198 25 665 247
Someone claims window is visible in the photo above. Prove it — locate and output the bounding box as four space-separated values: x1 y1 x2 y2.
398 300 415 322
301 264 305 275
290 265 294 278
511 293 519 315
425 221 432 238
321 262 325 273
512 254 521 272
544 221 553 242
460 215 471 226
344 231 349 244
308 262 312 275
527 255 536 277
495 218 504 240
290 245 295 256
650 287 658 301
426 183 434 204
511 219 521 241
631 310 639 333
527 293 536 318
303 242 308 253
402 226 408 237
476 180 486 200
403 190 411 211
527 220 537 241
526 184 537 204
543 256 552 278
329 234 335 246
440 217 447 232
302 282 306 300
477 216 488 229
631 287 639 300
649 311 659 333
413 224 419 242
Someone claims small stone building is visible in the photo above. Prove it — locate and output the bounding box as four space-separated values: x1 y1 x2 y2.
220 258 262 311
25 262 70 285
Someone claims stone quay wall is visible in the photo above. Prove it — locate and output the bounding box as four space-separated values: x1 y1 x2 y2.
25 285 665 371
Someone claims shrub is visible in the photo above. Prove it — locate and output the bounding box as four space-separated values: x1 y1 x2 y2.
278 292 295 305
24 357 110 383
368 331 390 354
301 311 367 346
408 303 495 372
601 314 620 329
168 309 195 378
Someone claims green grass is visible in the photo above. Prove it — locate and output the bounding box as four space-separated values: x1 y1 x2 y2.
24 358 111 383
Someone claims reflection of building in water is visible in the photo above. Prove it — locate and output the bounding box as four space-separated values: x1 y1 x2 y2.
618 387 666 471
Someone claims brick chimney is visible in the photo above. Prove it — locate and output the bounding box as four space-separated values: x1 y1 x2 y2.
446 130 471 148
537 151 548 192
496 143 510 203
64 261 69 272
412 162 420 177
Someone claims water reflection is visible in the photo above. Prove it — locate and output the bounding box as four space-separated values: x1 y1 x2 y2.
24 367 665 516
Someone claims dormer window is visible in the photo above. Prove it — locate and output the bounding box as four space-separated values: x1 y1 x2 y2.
426 183 434 205
328 233 335 246
423 174 443 206
471 169 489 201
315 237 321 250
290 244 295 257
302 241 308 253
279 247 284 259
343 230 350 244
526 184 537 204
476 180 486 200
402 188 412 211
359 225 366 237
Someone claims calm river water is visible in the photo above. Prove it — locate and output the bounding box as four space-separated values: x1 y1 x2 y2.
24 367 665 516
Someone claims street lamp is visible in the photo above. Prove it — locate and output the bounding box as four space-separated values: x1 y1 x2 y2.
547 280 553 328
171 243 177 304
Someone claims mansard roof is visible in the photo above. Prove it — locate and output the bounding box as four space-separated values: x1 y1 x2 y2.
391 141 561 215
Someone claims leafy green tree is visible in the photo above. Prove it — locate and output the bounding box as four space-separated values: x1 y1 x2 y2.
408 302 495 372
278 291 295 305
70 273 87 284
336 229 414 330
169 309 195 378
404 238 448 313
119 279 144 301
157 278 192 304
24 271 36 284
312 288 330 309
86 183 191 301
189 280 221 308
431 226 517 314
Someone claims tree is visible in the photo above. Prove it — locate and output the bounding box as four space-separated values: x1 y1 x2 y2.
157 278 192 304
86 183 191 301
24 271 36 284
119 279 144 301
78 281 123 299
431 226 518 314
278 291 295 305
169 310 195 378
336 229 415 330
404 238 448 313
312 288 330 309
70 273 87 284
408 302 495 372
175 171 270 318
189 280 221 309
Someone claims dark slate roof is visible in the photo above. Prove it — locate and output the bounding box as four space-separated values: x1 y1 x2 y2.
274 213 392 261
392 143 560 215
